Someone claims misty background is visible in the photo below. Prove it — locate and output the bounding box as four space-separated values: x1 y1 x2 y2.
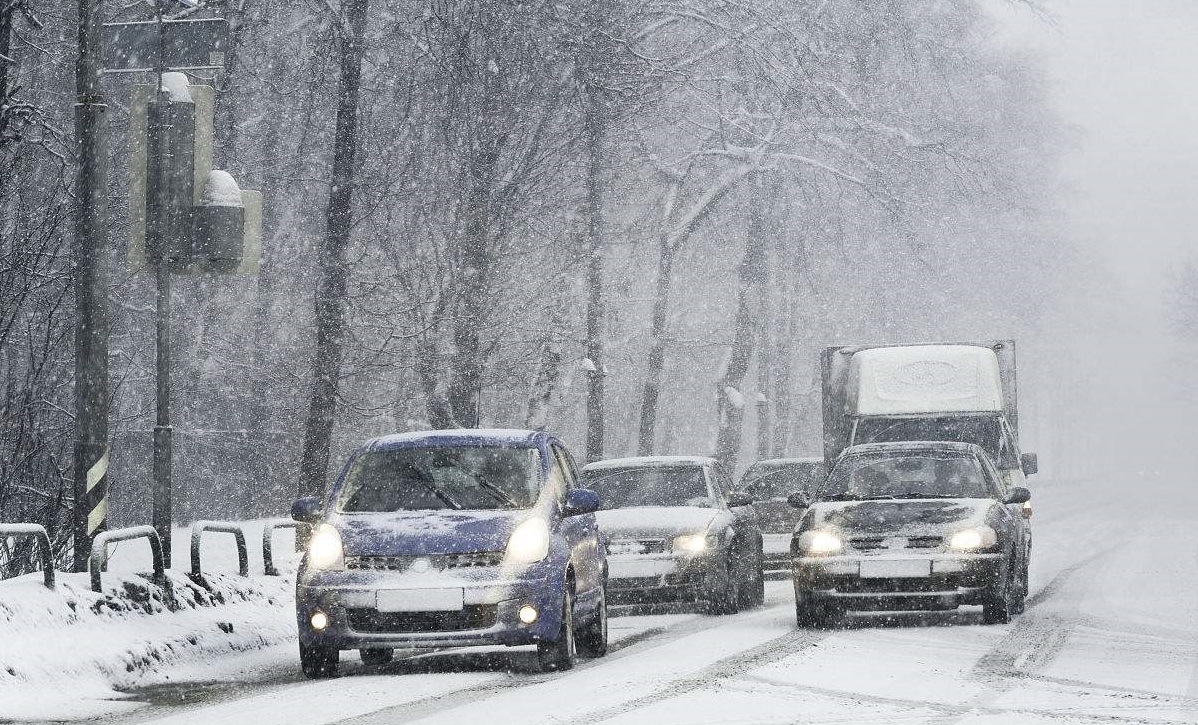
2 0 1196 569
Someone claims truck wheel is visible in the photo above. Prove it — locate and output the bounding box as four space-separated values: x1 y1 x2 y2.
795 591 837 628
300 643 339 678
360 648 393 666
577 586 609 658
982 558 1014 625
535 589 577 672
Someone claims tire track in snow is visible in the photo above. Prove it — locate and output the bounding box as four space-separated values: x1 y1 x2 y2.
563 627 834 725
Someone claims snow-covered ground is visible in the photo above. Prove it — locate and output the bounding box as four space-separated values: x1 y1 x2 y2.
4 476 1198 725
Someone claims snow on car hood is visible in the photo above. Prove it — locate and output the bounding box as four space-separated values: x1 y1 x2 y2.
595 506 720 539
332 510 521 555
806 498 991 536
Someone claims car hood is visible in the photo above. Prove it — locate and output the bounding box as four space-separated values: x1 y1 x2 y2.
595 506 721 540
805 498 992 537
331 510 523 555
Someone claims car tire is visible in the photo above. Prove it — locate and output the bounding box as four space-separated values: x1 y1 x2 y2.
360 648 393 666
702 556 740 616
536 588 578 672
300 643 339 678
577 586 609 658
738 550 766 610
982 556 1015 625
1010 550 1029 616
794 591 837 628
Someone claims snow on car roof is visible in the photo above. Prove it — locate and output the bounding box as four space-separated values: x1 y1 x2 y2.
582 455 715 471
746 457 823 467
368 428 544 449
841 441 982 456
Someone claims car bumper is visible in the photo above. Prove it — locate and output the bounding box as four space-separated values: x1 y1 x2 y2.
793 553 1004 610
296 567 564 650
762 533 793 579
605 553 714 603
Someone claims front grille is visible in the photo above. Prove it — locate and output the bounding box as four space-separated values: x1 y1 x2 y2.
345 552 503 572
834 576 956 594
606 538 668 555
346 605 497 633
848 536 944 551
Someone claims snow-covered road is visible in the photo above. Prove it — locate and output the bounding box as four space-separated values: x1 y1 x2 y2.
23 476 1198 725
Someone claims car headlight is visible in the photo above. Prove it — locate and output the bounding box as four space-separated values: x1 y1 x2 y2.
672 533 717 554
506 517 550 564
797 530 843 555
949 526 998 551
308 523 344 570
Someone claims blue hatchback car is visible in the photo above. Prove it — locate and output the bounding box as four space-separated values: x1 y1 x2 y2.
291 429 608 677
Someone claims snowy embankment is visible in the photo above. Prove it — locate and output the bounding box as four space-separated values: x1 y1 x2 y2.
0 521 299 721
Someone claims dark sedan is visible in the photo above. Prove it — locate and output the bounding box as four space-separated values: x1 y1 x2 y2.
790 441 1031 627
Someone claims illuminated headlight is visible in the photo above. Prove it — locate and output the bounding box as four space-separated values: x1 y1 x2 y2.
506 518 550 564
797 530 843 555
518 605 539 624
949 526 998 551
308 524 344 570
310 610 329 631
672 533 717 554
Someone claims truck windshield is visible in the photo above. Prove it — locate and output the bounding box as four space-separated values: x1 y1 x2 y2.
336 446 540 512
853 417 1001 461
580 467 713 509
821 453 994 500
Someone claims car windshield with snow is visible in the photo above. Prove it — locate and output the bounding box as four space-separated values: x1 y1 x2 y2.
291 429 608 677
580 456 764 615
790 441 1031 627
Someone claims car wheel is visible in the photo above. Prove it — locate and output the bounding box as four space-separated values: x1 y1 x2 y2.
1011 550 1029 616
795 591 837 628
982 557 1015 625
536 588 578 672
702 556 740 616
300 643 339 678
577 586 609 658
738 550 766 610
360 648 393 666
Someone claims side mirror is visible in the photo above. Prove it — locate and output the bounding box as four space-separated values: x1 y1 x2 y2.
787 491 811 510
564 488 600 516
291 496 323 524
725 491 754 508
1004 486 1031 505
1020 452 1038 476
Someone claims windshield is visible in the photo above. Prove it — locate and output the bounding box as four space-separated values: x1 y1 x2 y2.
820 452 994 501
853 416 1001 461
336 446 540 512
580 466 713 509
742 463 825 499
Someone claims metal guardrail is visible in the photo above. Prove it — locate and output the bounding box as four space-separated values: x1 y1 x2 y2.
262 518 305 576
189 521 248 577
89 525 165 593
0 523 56 589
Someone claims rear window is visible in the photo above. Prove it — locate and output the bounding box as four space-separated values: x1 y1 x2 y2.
336 446 540 512
742 462 825 499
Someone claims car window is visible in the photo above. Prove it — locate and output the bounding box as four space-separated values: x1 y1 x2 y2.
552 445 578 489
742 463 825 499
580 466 714 509
821 452 995 501
336 445 539 512
545 449 568 505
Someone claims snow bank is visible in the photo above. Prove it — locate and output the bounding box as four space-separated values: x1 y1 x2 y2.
0 521 301 722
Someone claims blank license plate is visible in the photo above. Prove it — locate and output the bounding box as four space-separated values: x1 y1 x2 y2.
376 588 464 612
859 559 931 578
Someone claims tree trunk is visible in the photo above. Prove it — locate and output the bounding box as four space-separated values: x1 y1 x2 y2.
298 0 368 499
714 180 767 470
583 100 606 462
636 243 675 455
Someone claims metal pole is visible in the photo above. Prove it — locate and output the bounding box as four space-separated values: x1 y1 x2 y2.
72 0 111 572
148 86 174 568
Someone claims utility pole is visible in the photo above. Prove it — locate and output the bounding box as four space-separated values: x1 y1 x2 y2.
72 0 111 572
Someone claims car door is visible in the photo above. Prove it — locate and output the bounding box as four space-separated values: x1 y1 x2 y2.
978 451 1027 557
551 444 603 603
713 463 760 570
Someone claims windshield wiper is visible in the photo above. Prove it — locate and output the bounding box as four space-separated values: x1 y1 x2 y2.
471 475 519 508
823 493 863 501
411 479 462 510
888 493 949 499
